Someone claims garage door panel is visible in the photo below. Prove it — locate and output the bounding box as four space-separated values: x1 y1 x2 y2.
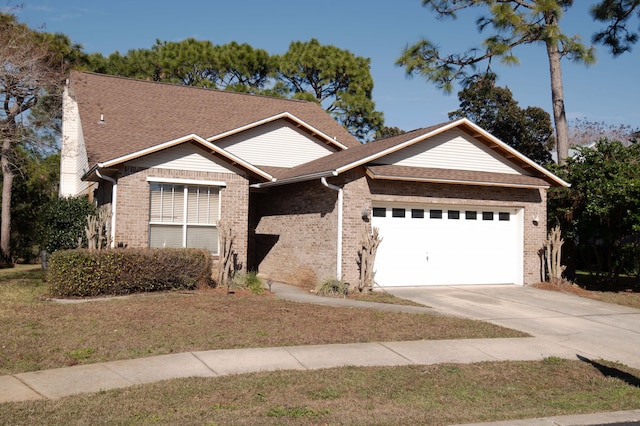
372 205 521 286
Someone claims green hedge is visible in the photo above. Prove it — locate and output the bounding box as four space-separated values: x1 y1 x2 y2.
47 248 213 297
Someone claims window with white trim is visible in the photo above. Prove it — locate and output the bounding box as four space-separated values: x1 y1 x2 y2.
149 183 220 253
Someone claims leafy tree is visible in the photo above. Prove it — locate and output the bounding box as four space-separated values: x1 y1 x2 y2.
11 152 59 262
214 41 273 92
89 37 383 142
38 196 96 253
591 0 640 55
549 140 640 284
89 39 273 93
449 77 554 164
396 1 596 163
154 38 218 87
0 12 66 264
274 39 384 141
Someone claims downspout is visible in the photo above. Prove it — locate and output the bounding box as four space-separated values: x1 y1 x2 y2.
95 170 116 248
320 177 342 280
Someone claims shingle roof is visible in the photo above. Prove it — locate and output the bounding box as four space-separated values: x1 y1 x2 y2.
262 119 568 188
366 165 550 188
269 123 452 181
69 71 361 165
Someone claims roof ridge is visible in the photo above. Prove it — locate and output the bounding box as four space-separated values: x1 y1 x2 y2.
70 70 316 104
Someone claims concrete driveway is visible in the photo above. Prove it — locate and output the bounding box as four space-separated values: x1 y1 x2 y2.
387 285 640 370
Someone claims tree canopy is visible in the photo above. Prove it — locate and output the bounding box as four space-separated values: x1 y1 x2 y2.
449 77 554 165
0 11 69 263
397 1 610 163
591 0 640 55
273 39 383 141
549 140 640 284
86 38 383 142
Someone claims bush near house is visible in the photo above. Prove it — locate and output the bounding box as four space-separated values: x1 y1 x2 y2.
47 248 213 297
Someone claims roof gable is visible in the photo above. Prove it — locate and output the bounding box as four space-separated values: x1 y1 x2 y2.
127 142 244 174
68 71 359 166
256 119 568 188
375 127 527 175
214 117 339 168
84 134 273 182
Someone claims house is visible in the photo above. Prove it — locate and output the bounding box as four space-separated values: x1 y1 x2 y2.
60 71 568 288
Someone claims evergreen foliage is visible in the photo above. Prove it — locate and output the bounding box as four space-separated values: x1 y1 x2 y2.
549 140 640 284
38 196 96 253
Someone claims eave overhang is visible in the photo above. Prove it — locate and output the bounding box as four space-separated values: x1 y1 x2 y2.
365 165 551 189
82 134 275 182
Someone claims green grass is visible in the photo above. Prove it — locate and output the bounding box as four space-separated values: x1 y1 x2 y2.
2 359 639 425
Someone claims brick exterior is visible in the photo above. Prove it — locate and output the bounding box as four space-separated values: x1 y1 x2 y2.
251 180 339 286
103 165 249 268
250 167 548 287
101 163 547 288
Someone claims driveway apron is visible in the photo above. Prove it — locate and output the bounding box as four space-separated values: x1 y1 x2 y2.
386 285 640 370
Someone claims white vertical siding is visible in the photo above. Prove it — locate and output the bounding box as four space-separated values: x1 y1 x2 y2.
379 128 526 175
129 143 240 174
59 87 90 197
215 120 336 167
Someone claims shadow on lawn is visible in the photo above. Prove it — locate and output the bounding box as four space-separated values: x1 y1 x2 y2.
577 355 640 389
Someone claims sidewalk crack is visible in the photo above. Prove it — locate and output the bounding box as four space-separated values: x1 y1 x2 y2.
190 352 220 375
12 374 48 400
378 342 416 364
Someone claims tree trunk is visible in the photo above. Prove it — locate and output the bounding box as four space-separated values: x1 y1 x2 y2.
1 136 13 262
544 20 570 163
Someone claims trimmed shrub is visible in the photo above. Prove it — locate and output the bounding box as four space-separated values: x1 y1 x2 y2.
47 248 213 297
39 196 96 253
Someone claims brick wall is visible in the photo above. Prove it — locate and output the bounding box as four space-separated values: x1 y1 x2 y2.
251 179 338 286
109 165 249 267
250 171 548 287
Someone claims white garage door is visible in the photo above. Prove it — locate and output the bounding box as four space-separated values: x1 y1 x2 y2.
371 204 523 286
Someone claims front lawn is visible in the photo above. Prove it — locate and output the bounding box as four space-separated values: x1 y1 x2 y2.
2 358 639 425
0 266 524 375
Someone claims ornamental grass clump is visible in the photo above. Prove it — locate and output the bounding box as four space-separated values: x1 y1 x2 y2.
316 278 349 297
229 270 264 294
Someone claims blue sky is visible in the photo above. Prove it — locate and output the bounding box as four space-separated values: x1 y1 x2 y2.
15 1 640 133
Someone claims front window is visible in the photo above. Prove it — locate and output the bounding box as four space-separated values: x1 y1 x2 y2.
149 183 220 253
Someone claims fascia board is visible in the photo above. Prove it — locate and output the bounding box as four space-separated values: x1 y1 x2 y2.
250 170 338 189
98 134 274 181
456 118 570 188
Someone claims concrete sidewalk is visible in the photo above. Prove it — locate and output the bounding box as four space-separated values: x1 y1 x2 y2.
2 283 639 426
1 336 581 403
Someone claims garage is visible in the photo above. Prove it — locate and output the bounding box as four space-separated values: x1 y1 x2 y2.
371 204 523 286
